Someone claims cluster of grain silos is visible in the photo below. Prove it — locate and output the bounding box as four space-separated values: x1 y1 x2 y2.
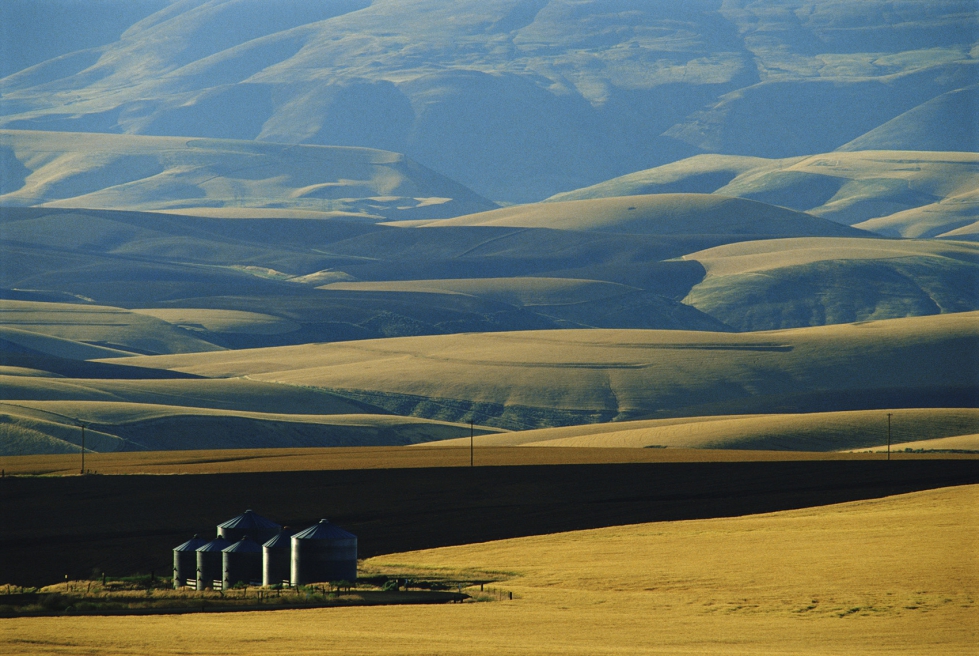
172 510 357 589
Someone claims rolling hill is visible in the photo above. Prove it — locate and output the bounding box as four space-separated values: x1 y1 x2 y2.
547 151 979 239
430 408 979 453
0 400 502 455
2 0 975 202
114 312 979 430
409 193 871 237
0 129 495 220
680 237 979 330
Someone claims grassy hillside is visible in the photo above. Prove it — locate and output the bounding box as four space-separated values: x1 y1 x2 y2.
0 400 500 455
548 151 979 240
3 485 974 654
681 237 979 330
0 129 495 220
431 409 979 453
115 313 979 430
838 85 979 153
414 193 868 237
3 2 974 202
0 300 226 356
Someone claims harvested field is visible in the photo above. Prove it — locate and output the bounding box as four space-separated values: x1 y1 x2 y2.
3 444 968 477
1 485 975 655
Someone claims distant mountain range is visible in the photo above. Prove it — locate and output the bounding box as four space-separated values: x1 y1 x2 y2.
1 1 976 455
2 0 976 202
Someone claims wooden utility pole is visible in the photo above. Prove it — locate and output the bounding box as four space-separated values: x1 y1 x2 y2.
887 413 892 461
470 419 474 467
78 422 87 474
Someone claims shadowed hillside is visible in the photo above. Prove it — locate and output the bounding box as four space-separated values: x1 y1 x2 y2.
2 1 975 202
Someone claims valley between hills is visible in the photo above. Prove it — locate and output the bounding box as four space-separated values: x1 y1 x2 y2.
1 3 978 654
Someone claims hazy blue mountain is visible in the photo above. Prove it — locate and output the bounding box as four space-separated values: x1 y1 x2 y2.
0 129 496 220
2 0 976 203
546 151 979 240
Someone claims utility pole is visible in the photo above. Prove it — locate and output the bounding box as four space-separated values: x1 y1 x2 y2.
78 421 87 474
887 413 892 461
470 419 474 468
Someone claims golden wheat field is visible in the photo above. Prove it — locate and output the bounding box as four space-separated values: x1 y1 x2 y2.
0 444 912 477
1 485 974 655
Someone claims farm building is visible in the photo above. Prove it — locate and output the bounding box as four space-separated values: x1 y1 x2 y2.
170 512 357 588
217 509 281 544
172 534 207 589
195 536 232 589
262 528 296 587
222 537 263 589
291 519 358 585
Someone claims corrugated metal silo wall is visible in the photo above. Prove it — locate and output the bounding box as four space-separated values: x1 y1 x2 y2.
197 549 222 588
223 550 262 588
263 544 290 587
291 536 357 585
173 550 196 588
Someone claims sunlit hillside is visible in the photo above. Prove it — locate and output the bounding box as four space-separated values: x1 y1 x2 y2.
431 408 979 452
0 129 495 220
548 151 979 239
116 313 979 429
681 237 979 330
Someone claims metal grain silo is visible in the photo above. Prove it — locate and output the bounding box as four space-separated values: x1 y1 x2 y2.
172 534 207 589
222 537 262 589
262 528 296 587
217 509 281 545
291 519 357 586
195 536 232 589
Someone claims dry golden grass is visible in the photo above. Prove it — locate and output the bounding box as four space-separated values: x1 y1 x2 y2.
681 237 979 278
2 485 974 655
318 277 638 307
431 408 979 452
114 313 979 423
0 444 927 476
408 193 855 237
0 300 224 357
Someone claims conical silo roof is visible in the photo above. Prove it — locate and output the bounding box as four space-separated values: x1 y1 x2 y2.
263 528 296 549
197 537 233 552
217 510 281 533
223 537 262 553
174 534 208 552
293 519 356 540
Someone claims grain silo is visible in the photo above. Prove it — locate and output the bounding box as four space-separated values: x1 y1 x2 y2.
172 534 207 589
262 528 296 587
222 537 263 589
217 509 281 544
291 519 357 586
196 536 232 589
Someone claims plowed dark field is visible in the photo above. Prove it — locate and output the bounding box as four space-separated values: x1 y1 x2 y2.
2 459 978 587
